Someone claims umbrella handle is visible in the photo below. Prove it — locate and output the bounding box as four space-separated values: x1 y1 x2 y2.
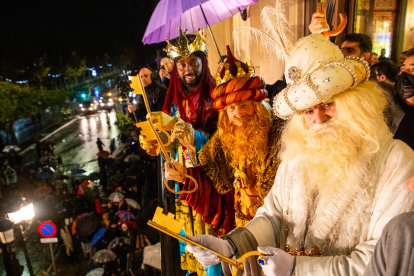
164 174 198 194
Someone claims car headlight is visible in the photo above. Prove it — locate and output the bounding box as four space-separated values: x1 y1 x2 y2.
108 103 113 106
81 108 85 111
79 104 83 107
100 103 105 106
89 107 93 110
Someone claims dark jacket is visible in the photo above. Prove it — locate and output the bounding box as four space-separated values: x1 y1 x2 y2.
134 82 167 121
394 72 414 150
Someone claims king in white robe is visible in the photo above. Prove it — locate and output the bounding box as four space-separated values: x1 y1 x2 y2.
223 139 414 276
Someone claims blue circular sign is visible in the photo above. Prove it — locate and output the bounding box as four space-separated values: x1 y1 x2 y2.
38 222 57 238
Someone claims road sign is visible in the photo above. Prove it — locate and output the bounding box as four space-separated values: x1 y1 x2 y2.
40 238 58 243
38 222 57 238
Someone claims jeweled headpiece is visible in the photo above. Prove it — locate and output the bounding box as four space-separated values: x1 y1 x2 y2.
164 27 208 59
273 34 370 119
212 46 267 110
215 45 256 86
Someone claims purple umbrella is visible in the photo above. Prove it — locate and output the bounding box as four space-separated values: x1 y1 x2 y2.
143 0 258 45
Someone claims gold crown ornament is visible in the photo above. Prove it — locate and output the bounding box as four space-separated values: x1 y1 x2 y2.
164 27 208 59
215 45 256 85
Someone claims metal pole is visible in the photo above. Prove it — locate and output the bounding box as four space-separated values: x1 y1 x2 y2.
49 243 56 275
16 225 35 276
199 5 223 60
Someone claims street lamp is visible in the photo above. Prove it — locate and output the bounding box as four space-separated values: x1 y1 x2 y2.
6 200 35 276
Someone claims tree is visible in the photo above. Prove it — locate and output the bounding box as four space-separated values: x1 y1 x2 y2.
0 82 39 143
30 57 51 88
64 52 87 84
0 81 67 143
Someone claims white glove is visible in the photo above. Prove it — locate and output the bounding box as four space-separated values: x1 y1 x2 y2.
164 159 187 183
186 235 234 267
257 247 295 276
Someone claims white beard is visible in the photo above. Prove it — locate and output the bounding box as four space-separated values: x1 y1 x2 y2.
283 120 380 255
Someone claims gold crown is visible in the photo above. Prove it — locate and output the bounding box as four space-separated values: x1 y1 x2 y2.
215 59 256 86
164 27 208 59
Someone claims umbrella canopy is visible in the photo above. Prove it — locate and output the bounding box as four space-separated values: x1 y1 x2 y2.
37 167 55 179
34 186 52 199
107 238 130 250
105 158 115 166
92 249 117 263
71 168 87 175
124 154 140 163
90 228 106 246
125 198 141 210
88 172 101 181
109 192 124 203
86 268 104 276
3 145 21 152
75 213 100 237
115 211 134 220
143 0 258 44
97 151 110 159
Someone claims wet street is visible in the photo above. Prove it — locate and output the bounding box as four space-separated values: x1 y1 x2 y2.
1 110 122 276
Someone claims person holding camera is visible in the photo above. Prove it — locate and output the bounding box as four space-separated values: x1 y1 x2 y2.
159 57 173 88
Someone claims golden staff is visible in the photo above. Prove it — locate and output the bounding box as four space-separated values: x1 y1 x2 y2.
129 75 198 194
148 207 261 276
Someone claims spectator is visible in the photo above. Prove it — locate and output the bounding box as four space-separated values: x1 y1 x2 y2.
128 67 167 121
370 52 379 66
399 50 408 66
113 238 129 271
159 57 173 88
393 49 414 149
371 60 404 132
96 138 105 151
60 224 74 257
4 165 17 185
216 55 227 75
110 138 115 156
379 48 388 61
340 33 372 61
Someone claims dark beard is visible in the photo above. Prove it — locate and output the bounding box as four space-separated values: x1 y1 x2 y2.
180 73 202 92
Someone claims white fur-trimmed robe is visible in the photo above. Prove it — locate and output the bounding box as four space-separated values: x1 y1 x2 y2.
240 139 414 275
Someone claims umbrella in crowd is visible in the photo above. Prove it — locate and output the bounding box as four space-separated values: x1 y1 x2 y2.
109 192 124 202
97 150 110 159
125 198 141 210
90 228 106 246
124 154 140 163
92 249 117 263
88 172 101 181
107 238 130 250
3 145 21 152
34 186 52 199
115 211 134 220
86 268 104 276
105 158 115 166
36 167 55 179
71 168 87 175
75 213 100 237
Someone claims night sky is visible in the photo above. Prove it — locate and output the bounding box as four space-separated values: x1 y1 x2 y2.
0 0 164 76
